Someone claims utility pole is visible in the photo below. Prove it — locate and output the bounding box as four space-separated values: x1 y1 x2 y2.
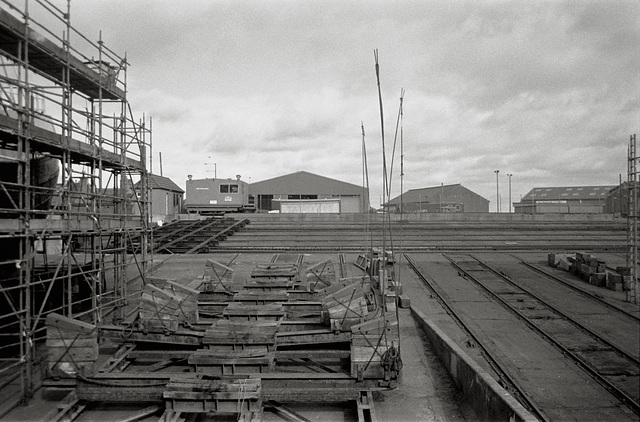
494 170 500 212
627 134 638 304
507 173 513 213
205 156 217 178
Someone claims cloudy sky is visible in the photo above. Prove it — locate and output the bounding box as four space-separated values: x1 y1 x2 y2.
57 1 640 209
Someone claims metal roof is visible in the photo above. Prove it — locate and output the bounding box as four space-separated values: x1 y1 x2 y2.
146 174 184 193
250 171 365 195
385 184 488 205
521 186 614 201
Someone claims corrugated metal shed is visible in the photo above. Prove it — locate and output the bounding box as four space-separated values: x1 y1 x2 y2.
384 184 489 213
249 171 368 213
522 186 614 202
250 171 363 195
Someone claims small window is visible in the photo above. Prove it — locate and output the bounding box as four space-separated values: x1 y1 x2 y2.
545 188 552 191
230 184 239 193
540 193 548 197
577 188 583 191
220 185 229 193
593 187 600 190
561 193 568 197
589 192 596 196
572 193 579 196
567 188 573 191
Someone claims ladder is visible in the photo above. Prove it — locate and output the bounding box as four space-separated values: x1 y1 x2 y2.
627 134 638 304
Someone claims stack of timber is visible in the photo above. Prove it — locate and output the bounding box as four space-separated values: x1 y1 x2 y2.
251 263 299 280
46 313 98 378
243 278 294 291
163 374 262 421
197 291 233 322
188 349 275 375
47 253 403 416
233 290 290 304
548 252 627 292
203 320 279 352
575 252 607 286
282 301 324 322
223 302 285 322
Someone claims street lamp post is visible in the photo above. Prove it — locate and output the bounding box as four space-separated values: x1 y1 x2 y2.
494 170 500 213
507 173 513 213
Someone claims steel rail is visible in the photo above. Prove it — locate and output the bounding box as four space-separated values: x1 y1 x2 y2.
515 258 640 323
470 255 640 366
403 254 549 422
445 253 640 416
185 219 249 254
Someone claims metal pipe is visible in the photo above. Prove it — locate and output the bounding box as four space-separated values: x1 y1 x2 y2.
494 170 500 213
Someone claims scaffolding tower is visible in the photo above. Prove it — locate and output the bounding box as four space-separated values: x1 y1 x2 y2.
627 134 638 304
0 0 151 403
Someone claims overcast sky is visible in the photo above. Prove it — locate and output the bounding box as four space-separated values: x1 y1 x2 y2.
62 0 638 209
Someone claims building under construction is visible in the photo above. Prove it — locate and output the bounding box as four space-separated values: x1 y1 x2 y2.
0 0 151 406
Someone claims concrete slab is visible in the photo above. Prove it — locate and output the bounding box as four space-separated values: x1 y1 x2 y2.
374 308 475 422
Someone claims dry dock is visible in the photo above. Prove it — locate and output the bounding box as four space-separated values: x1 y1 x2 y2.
1 214 638 421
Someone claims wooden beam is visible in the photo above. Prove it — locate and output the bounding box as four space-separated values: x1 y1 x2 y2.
267 401 312 422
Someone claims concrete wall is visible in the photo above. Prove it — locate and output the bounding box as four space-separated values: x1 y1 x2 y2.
411 308 537 422
229 211 620 224
515 202 605 214
279 199 341 213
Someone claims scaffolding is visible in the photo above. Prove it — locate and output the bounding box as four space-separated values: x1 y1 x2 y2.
0 0 150 403
627 134 638 304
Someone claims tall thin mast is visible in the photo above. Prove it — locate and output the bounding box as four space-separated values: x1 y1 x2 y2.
374 50 387 302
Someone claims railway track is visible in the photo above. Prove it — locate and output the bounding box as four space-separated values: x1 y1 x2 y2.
403 254 549 421
217 219 627 252
443 253 640 417
515 258 640 323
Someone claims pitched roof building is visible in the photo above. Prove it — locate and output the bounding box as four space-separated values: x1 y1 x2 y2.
249 171 369 213
147 174 184 193
514 185 614 214
384 184 489 213
135 174 184 222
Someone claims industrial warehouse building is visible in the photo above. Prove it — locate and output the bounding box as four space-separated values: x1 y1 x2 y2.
603 182 640 216
249 171 369 213
513 185 614 214
383 184 489 213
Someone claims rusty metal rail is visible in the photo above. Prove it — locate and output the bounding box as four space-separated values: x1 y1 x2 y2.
445 253 640 416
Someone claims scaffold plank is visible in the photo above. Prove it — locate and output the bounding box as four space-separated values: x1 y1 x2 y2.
0 9 125 100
